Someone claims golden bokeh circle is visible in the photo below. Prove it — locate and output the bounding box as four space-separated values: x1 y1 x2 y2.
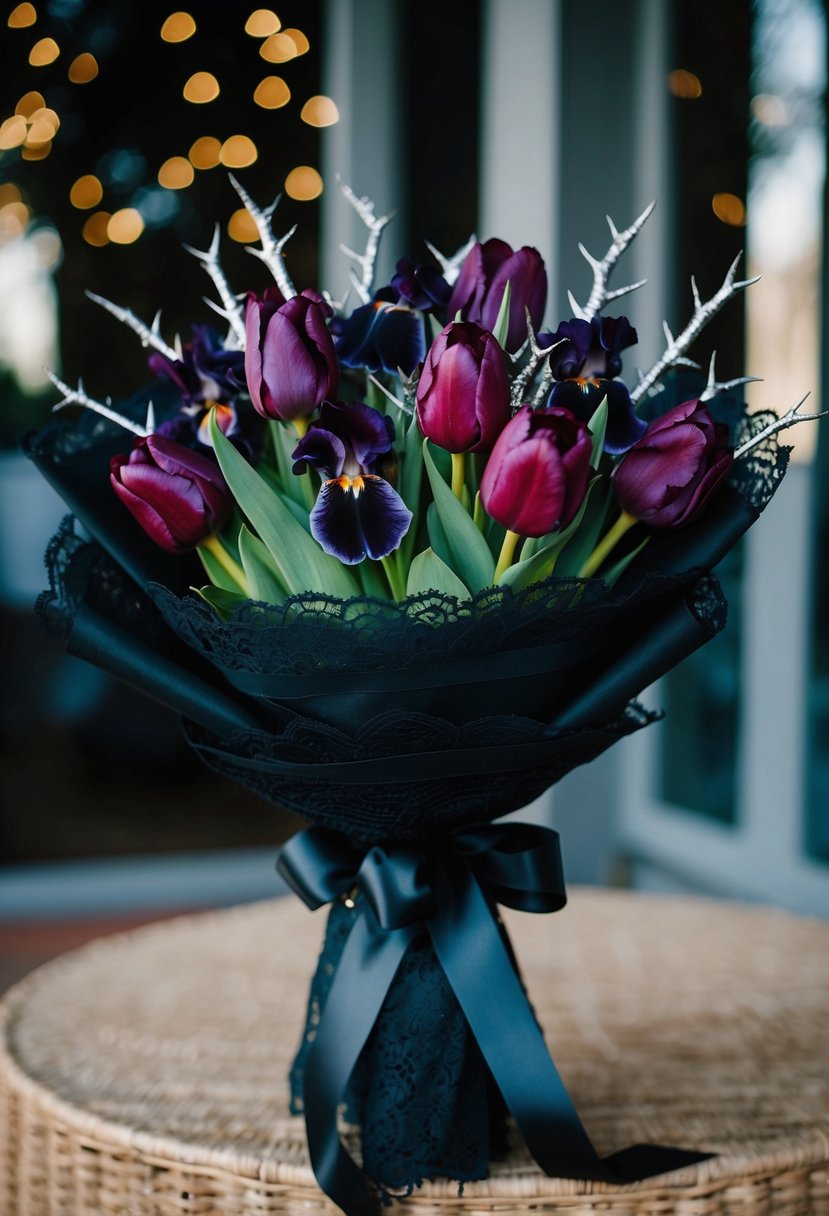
183 71 219 103
108 208 145 244
253 76 290 109
219 135 258 168
285 165 323 201
69 174 103 209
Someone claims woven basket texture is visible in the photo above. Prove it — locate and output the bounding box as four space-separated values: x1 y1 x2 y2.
1 888 827 1216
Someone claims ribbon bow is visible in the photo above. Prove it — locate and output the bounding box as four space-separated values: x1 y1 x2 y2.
278 822 710 1216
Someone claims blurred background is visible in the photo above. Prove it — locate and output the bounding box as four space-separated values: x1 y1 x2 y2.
0 0 827 981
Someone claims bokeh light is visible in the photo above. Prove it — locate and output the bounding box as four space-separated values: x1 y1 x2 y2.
245 9 281 37
8 3 37 29
15 91 45 118
0 184 23 207
69 174 103 209
260 33 297 63
668 69 702 99
219 135 258 168
29 37 60 66
284 165 322 201
22 140 52 160
282 29 310 55
711 192 746 226
82 210 111 246
0 116 28 150
0 201 31 240
158 156 195 189
108 208 145 244
253 76 290 109
227 208 259 242
188 135 222 168
183 71 220 103
26 108 60 144
300 95 339 127
161 12 196 43
68 53 99 83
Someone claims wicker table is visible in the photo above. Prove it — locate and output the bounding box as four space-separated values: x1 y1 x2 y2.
1 889 828 1216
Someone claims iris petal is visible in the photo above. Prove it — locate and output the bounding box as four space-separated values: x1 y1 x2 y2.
372 306 426 376
310 474 412 564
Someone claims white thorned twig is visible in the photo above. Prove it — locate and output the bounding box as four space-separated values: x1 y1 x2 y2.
699 351 762 402
735 393 829 459
228 173 297 302
424 234 477 287
85 293 179 364
182 224 247 350
631 254 760 406
569 201 654 323
47 370 153 437
337 177 394 305
509 309 563 409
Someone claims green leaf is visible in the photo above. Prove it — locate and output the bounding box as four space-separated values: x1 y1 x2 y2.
427 313 444 344
210 410 358 598
491 280 512 349
398 412 424 565
238 524 287 604
191 584 248 620
588 397 609 467
553 478 613 577
422 439 495 591
357 557 392 599
602 536 649 588
406 548 470 599
269 420 307 508
197 538 244 594
426 502 453 569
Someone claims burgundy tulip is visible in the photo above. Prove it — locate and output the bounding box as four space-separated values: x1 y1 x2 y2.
447 239 547 353
613 399 733 528
416 321 511 453
110 434 232 553
245 287 339 421
480 405 592 537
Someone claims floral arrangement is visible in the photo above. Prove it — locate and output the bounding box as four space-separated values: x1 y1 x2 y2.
28 176 823 1216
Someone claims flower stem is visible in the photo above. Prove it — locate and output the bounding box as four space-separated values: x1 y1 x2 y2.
292 416 310 439
198 535 248 594
578 510 638 578
494 529 522 583
381 553 405 601
451 451 466 501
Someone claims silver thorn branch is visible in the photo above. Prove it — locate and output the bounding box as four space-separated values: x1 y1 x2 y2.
510 310 562 409
700 351 762 402
631 254 760 405
182 225 247 349
570 201 655 322
368 373 413 417
337 176 393 305
228 173 297 301
735 394 828 459
85 292 179 363
424 234 477 287
46 370 150 437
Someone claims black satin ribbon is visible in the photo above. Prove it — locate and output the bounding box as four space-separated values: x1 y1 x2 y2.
278 824 712 1216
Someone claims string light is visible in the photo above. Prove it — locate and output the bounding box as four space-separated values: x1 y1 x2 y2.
8 3 37 28
158 156 194 189
161 11 196 42
285 166 322 201
183 71 220 103
300 95 339 127
68 53 98 83
668 69 702 99
108 208 145 244
227 207 259 242
29 37 60 66
188 135 222 169
15 91 45 118
253 76 290 109
82 210 111 246
245 9 280 37
282 28 309 55
259 33 296 63
711 193 746 226
69 174 103 209
219 135 258 168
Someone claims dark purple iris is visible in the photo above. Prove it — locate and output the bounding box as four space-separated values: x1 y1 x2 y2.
148 325 245 407
292 400 413 565
334 259 449 377
543 315 645 455
390 258 451 312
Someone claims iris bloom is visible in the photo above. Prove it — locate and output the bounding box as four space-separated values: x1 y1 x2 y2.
292 401 413 565
148 325 244 407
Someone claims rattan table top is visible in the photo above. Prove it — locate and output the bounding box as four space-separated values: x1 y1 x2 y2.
1 887 828 1215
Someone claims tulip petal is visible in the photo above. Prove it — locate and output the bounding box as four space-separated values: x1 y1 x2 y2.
114 463 209 551
310 474 412 564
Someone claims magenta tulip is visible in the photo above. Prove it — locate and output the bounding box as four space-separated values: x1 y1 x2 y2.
612 399 733 527
447 239 547 353
416 321 511 453
480 405 592 537
245 287 339 421
110 434 231 553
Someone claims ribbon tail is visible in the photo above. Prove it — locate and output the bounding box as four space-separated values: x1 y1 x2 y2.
429 865 713 1184
302 907 416 1216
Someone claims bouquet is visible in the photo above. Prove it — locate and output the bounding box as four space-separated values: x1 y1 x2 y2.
26 175 823 1216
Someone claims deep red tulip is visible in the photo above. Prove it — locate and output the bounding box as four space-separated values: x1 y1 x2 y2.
415 321 511 453
110 434 231 553
613 399 733 527
480 405 592 537
447 239 547 353
245 287 339 421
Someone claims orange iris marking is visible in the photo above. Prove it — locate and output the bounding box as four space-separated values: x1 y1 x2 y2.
330 474 365 495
